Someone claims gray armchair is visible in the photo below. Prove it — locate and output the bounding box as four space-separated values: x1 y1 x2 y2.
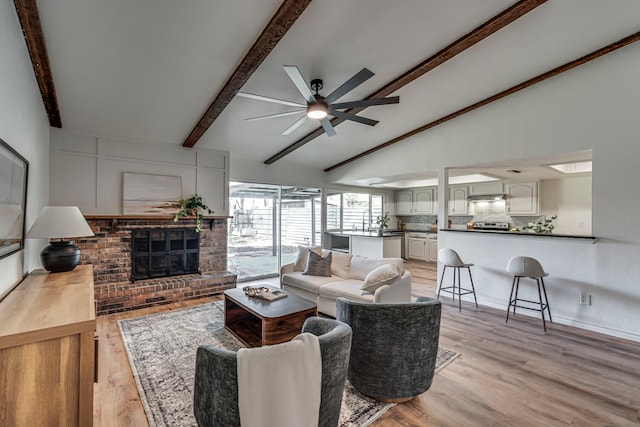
193 317 352 427
335 296 442 402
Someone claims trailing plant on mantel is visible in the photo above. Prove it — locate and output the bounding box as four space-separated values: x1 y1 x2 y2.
522 215 558 234
173 194 213 232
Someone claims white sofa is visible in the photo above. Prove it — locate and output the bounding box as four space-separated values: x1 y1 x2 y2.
281 249 411 317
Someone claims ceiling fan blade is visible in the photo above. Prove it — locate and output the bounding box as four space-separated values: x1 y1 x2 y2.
330 96 399 110
245 110 305 122
236 92 305 108
283 65 316 104
319 118 337 137
282 115 308 135
331 110 379 126
324 68 375 104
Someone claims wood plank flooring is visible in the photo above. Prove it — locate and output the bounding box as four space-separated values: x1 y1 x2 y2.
94 260 640 426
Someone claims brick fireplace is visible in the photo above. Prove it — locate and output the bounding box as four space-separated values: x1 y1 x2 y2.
77 216 237 315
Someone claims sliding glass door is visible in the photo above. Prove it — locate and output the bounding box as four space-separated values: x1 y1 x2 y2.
228 182 321 282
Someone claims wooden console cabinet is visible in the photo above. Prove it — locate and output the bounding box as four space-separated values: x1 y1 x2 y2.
0 265 96 426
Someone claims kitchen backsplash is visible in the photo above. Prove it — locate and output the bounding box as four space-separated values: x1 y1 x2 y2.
472 201 510 222
397 208 548 230
397 215 472 230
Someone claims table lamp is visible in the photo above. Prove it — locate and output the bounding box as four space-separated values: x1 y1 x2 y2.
27 206 95 273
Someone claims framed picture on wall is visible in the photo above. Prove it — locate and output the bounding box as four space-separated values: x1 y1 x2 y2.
122 172 182 215
0 138 29 260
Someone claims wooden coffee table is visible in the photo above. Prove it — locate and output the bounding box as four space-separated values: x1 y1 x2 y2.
224 285 317 347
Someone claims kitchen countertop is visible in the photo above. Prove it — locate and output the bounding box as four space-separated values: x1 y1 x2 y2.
327 230 405 238
440 228 596 242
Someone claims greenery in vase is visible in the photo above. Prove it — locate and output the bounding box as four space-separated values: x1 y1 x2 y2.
375 212 391 229
173 194 213 232
521 215 558 234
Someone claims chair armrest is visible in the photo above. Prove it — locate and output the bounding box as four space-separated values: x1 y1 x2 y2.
373 270 412 303
281 263 295 275
193 345 241 426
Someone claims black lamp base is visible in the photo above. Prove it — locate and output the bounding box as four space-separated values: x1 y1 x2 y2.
41 240 81 273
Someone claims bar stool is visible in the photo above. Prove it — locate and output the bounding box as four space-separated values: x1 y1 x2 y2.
437 248 478 311
506 256 552 331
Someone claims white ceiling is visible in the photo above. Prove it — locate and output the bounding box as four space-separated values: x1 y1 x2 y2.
35 0 639 185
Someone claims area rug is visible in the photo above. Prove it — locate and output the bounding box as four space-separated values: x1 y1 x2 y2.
118 301 459 427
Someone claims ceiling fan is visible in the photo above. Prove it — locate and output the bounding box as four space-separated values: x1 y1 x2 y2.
236 65 399 137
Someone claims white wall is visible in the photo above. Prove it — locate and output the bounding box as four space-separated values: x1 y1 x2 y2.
0 2 51 297
541 176 592 235
50 128 230 216
327 42 640 341
231 157 330 188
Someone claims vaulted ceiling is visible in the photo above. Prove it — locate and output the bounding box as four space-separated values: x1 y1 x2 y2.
17 0 640 179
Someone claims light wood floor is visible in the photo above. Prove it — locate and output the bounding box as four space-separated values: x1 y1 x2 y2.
94 260 640 426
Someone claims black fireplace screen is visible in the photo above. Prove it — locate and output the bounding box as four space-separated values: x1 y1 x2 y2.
131 228 200 281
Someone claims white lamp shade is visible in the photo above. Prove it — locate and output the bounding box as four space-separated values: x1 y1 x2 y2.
27 206 95 239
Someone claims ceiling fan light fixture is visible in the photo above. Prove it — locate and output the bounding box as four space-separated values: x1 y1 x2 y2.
307 103 328 119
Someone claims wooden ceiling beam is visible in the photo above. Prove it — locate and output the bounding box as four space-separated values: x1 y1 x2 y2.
264 0 548 165
14 0 62 128
182 0 312 148
324 31 640 173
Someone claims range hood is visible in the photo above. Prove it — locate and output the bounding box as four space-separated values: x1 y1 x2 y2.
467 194 506 202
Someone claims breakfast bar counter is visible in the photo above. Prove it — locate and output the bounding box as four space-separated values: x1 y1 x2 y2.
437 229 599 331
440 228 597 242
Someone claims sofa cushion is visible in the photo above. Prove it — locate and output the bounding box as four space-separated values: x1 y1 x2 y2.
347 255 404 281
318 280 375 303
294 245 322 271
361 263 401 292
321 250 352 278
303 251 332 277
282 272 341 294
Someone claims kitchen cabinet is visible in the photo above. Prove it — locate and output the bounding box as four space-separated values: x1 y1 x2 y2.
396 190 413 215
0 265 96 426
448 186 469 215
413 188 435 214
428 234 439 262
407 232 429 261
507 181 539 215
396 188 435 215
469 181 503 195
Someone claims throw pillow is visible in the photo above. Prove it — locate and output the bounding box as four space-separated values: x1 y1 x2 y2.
361 263 400 292
303 250 332 277
294 245 322 271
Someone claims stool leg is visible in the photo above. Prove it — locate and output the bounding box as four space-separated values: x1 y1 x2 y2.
540 277 552 323
467 266 478 308
451 267 457 303
456 267 462 312
506 276 517 323
513 277 520 315
536 278 547 332
437 266 447 299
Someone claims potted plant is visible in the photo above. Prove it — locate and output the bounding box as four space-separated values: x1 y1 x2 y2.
375 212 391 236
173 194 214 232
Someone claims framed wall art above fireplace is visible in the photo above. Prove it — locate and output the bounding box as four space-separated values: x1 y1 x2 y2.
0 138 29 260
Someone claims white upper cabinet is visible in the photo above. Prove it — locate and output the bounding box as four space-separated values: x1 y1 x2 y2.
469 181 504 195
506 181 539 215
396 190 413 215
413 188 435 214
396 188 435 215
448 186 468 215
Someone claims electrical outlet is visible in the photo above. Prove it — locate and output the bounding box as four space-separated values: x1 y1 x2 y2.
580 293 592 306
